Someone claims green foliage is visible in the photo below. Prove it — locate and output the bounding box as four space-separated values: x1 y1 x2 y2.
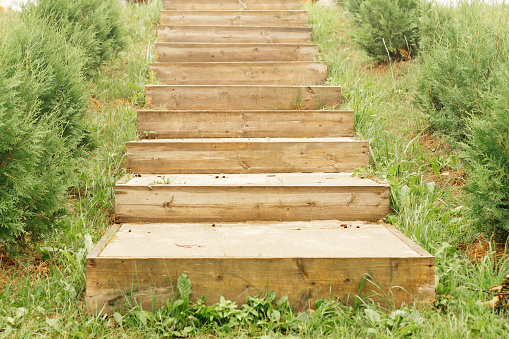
24 0 127 74
0 0 128 247
0 15 85 246
415 1 509 141
463 92 509 239
343 0 423 61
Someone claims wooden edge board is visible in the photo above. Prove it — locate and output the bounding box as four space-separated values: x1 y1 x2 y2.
157 25 313 31
87 224 121 259
160 10 309 13
126 137 364 144
115 173 390 187
136 109 353 114
385 226 435 258
154 42 319 47
149 61 327 66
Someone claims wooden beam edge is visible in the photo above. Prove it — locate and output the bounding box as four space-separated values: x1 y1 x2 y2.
384 225 435 258
87 224 122 259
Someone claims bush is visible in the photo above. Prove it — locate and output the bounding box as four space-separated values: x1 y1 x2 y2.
0 0 127 247
462 67 509 240
24 0 127 73
3 13 91 152
0 47 69 246
415 1 509 141
343 0 423 61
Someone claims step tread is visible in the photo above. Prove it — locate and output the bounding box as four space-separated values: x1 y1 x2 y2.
160 10 309 27
157 25 312 43
97 222 432 259
117 173 389 187
163 0 303 10
137 110 354 138
149 61 328 85
127 137 363 144
145 85 341 110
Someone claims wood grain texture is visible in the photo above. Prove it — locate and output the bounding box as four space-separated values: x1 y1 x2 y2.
125 137 368 174
145 85 341 110
154 43 319 62
114 173 390 223
162 0 303 10
160 10 309 27
149 61 328 85
137 110 354 138
157 25 313 43
86 222 434 314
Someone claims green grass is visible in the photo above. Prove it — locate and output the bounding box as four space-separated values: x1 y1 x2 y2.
1 0 509 337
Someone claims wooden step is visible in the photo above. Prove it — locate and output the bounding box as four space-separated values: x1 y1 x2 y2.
162 0 303 10
115 173 390 223
137 109 354 139
157 26 312 43
86 221 435 314
160 10 309 27
150 61 328 85
154 43 319 62
126 137 368 174
145 85 341 110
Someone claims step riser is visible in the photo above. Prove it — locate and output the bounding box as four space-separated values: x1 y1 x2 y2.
150 62 328 85
137 110 354 138
154 43 319 62
163 0 302 10
115 187 390 223
87 257 435 314
157 26 312 44
126 139 368 174
160 10 309 27
145 85 341 110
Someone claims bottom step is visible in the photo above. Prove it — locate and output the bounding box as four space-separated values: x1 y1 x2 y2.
86 221 435 314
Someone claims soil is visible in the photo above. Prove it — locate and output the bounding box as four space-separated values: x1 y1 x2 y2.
457 236 509 264
0 247 52 292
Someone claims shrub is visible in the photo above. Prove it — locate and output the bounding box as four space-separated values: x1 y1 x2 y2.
0 0 128 248
343 0 423 61
462 67 509 240
3 13 91 152
0 51 69 246
415 1 509 141
24 0 127 73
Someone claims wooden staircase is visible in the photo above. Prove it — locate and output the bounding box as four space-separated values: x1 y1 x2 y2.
86 0 435 314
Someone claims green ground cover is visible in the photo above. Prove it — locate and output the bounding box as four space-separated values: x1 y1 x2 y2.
1 0 509 337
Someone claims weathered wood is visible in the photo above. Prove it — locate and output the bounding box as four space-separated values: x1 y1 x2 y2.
125 137 368 174
160 10 309 27
157 26 313 43
115 173 390 223
137 109 354 139
150 61 327 85
162 0 303 10
86 222 435 314
154 43 319 62
145 85 341 110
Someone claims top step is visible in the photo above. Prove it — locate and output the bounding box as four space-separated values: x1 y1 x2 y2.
160 10 309 27
163 0 303 10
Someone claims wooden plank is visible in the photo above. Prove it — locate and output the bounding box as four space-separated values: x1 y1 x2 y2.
125 137 368 174
157 26 313 43
114 173 390 223
154 43 319 62
137 109 354 138
160 10 309 27
86 222 435 314
87 224 121 259
150 61 327 85
162 0 303 10
145 85 341 110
